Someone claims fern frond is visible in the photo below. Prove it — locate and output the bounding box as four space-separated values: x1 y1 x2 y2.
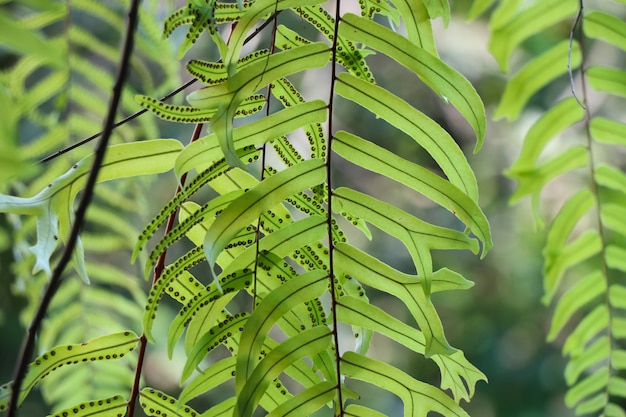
489 0 626 414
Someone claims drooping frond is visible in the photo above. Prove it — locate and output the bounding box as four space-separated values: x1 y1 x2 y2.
482 0 626 414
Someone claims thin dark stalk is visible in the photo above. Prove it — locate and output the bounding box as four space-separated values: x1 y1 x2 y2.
126 123 203 417
252 2 280 312
38 79 197 163
38 12 283 165
326 0 344 415
568 7 585 109
6 0 142 415
574 1 614 409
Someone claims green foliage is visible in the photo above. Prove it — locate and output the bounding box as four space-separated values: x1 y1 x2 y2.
476 0 626 415
7 0 624 416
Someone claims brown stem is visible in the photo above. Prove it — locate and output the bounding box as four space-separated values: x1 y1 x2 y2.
126 123 203 416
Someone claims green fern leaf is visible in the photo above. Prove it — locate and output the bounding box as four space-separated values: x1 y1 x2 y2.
295 6 375 83
341 352 470 417
467 0 497 20
47 395 127 417
542 190 599 304
140 388 199 417
234 326 332 417
494 40 581 120
265 381 336 417
223 0 325 75
488 0 578 72
336 296 485 402
175 100 327 175
548 271 606 342
235 270 328 389
0 332 138 411
136 93 266 123
506 98 585 175
587 66 626 97
178 357 236 405
387 0 437 55
186 43 329 167
423 0 451 26
584 11 626 51
335 73 479 200
339 13 486 150
334 242 470 357
333 188 478 298
203 159 325 284
182 313 249 381
333 131 491 252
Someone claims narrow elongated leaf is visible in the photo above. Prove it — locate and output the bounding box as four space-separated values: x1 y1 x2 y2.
423 0 450 26
48 395 127 417
602 204 626 236
565 336 610 385
584 11 626 51
175 100 327 175
508 146 589 208
187 43 330 167
265 381 336 417
333 131 491 253
204 159 325 283
387 0 436 55
588 67 626 98
548 271 606 341
335 73 479 200
565 368 609 408
234 326 332 417
544 230 602 305
0 332 138 410
339 14 485 150
596 164 626 193
563 305 609 357
591 117 626 146
136 93 265 123
467 0 498 20
179 270 254 356
607 246 626 272
202 398 237 417
489 0 578 72
336 296 485 402
218 215 327 278
182 313 248 381
223 0 325 74
179 357 236 405
236 270 328 389
334 242 469 356
507 98 584 175
341 352 470 417
140 388 198 417
334 188 479 297
495 41 581 120
344 404 388 417
144 190 244 277
295 6 375 83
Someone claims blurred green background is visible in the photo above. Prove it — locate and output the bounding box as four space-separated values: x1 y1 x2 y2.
0 1 588 416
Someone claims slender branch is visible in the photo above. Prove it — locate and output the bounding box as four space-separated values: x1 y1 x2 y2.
326 1 344 415
6 0 142 415
252 1 280 312
38 11 283 165
568 6 585 109
126 123 203 417
574 2 614 411
38 79 197 163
